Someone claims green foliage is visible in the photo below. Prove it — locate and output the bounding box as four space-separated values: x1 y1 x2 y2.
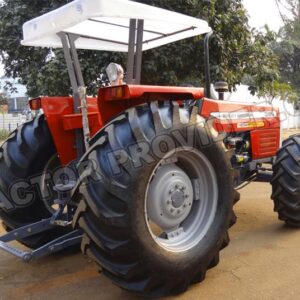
140 0 277 90
257 80 297 104
0 95 8 106
273 19 300 96
0 0 280 97
264 1 300 106
243 28 280 96
0 86 8 106
0 129 9 141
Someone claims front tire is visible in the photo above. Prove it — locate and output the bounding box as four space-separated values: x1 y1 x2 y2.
271 135 300 227
74 102 235 296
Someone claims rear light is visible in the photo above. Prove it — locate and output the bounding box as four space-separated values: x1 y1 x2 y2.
29 98 42 110
109 86 124 98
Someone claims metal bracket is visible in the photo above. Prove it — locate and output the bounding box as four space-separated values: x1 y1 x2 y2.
192 179 201 201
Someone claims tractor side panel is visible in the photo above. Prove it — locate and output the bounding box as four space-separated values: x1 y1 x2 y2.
200 98 281 159
41 88 279 165
41 97 101 165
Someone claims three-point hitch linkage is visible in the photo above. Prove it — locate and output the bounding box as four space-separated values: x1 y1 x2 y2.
0 182 82 262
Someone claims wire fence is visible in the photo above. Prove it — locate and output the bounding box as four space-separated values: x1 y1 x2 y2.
0 113 27 132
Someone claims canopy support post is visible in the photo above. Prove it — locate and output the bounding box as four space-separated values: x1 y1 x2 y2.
135 20 144 85
68 34 85 87
58 32 85 158
126 19 144 85
127 19 136 84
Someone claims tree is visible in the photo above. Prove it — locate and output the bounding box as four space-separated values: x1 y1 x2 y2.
0 88 9 133
0 91 8 108
242 27 280 96
140 0 280 91
0 0 279 97
275 0 300 21
268 1 300 106
257 80 297 104
0 81 9 108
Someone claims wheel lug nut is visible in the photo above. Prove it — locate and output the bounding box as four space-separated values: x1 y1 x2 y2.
185 194 189 198
167 200 171 205
182 186 186 190
177 210 181 214
170 208 174 213
175 184 179 189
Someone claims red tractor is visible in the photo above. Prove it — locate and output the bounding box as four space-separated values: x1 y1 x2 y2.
0 0 295 297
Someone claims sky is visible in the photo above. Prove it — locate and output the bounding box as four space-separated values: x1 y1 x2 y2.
243 0 287 32
0 0 289 78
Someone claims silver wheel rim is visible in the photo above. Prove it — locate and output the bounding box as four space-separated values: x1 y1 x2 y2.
145 148 218 253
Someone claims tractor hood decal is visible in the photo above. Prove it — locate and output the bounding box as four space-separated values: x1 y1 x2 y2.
210 111 277 120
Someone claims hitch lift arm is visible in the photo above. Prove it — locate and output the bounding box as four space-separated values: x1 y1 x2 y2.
0 221 82 262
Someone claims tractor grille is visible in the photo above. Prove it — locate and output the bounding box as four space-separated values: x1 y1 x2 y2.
250 129 280 160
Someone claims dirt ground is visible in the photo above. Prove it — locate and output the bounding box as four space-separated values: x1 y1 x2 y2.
1 130 300 300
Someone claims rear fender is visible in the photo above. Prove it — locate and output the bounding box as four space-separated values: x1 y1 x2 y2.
37 85 205 165
40 97 100 165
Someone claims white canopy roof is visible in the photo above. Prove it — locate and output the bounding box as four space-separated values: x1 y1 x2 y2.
22 0 211 52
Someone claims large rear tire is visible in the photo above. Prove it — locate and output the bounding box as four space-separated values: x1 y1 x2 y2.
0 114 71 248
74 102 236 296
271 135 300 227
